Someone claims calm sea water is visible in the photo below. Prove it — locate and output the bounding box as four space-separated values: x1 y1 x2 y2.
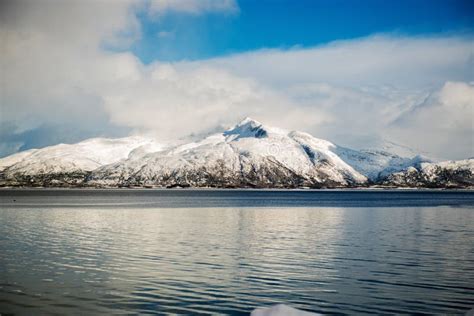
0 189 473 315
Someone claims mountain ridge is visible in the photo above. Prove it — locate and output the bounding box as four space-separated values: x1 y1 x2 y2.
0 118 472 188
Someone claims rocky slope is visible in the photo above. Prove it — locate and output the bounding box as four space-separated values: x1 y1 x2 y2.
0 118 471 188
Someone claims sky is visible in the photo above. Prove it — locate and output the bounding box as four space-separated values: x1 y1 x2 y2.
0 0 473 159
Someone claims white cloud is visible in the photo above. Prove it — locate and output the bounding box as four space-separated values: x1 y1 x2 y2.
438 81 474 108
101 63 329 139
0 1 472 159
148 0 238 15
390 82 474 159
193 35 474 88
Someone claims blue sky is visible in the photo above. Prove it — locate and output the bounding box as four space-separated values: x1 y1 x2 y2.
131 0 474 63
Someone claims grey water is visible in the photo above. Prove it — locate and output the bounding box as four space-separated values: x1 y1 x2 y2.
0 189 473 315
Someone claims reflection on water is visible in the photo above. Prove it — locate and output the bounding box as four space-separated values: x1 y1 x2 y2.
0 195 473 314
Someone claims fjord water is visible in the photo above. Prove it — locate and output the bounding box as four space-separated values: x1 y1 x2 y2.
0 190 473 315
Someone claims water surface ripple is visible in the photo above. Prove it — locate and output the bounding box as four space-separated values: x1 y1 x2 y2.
0 190 473 315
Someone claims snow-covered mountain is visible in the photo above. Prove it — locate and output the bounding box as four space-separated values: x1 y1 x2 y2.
381 159 474 188
0 136 165 186
0 118 471 188
90 118 368 188
335 147 429 181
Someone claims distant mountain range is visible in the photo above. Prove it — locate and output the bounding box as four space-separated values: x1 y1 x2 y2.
0 118 472 188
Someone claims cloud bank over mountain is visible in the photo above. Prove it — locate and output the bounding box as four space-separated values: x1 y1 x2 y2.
1 0 473 159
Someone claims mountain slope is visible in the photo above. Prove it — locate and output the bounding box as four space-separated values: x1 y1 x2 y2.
381 159 474 188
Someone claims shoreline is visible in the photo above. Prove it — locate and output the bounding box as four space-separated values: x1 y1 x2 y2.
1 186 473 191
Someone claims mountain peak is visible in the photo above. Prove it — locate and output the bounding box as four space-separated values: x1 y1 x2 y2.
237 117 262 126
224 117 268 139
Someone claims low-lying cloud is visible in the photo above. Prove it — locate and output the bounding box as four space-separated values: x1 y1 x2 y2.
391 81 474 159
